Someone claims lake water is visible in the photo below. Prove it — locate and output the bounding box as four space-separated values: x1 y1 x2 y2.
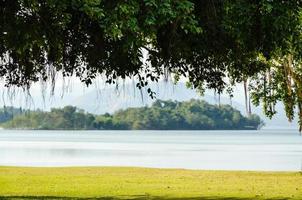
0 129 302 171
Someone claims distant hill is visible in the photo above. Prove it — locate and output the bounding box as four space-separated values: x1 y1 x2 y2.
1 99 263 130
65 82 299 129
0 81 298 129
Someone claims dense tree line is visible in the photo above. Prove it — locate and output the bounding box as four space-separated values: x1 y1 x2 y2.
0 106 24 123
1 100 263 130
1 106 95 130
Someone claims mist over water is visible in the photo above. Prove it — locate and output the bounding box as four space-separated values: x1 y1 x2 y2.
0 130 301 171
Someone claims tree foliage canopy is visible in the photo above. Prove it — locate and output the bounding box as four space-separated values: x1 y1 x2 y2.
1 0 302 130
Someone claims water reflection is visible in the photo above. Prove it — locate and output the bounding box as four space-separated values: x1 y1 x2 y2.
0 130 302 171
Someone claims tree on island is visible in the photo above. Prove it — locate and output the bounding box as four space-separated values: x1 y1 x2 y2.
1 100 264 130
1 1 302 130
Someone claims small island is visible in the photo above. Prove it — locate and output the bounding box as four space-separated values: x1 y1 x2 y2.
0 99 263 130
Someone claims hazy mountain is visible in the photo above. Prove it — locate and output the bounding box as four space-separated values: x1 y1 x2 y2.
66 82 299 129
0 81 298 129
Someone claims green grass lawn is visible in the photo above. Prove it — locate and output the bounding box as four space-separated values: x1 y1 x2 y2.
0 167 301 200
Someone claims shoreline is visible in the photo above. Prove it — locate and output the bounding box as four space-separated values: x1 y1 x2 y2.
0 165 301 173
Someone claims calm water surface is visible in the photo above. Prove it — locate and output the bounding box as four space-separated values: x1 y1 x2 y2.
0 130 302 171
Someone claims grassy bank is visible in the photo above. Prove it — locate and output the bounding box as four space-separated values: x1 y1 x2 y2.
0 167 301 200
